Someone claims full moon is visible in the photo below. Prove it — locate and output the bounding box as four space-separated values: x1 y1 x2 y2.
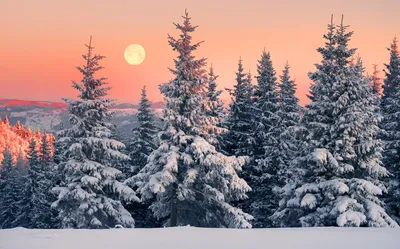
124 44 146 65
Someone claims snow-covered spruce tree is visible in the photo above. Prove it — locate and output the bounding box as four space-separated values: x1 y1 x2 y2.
127 11 252 228
41 133 53 162
125 85 160 228
9 138 40 228
0 148 19 228
39 134 59 228
380 36 400 223
272 17 397 228
246 50 281 228
277 62 302 172
23 138 54 228
27 138 40 167
268 62 303 227
272 21 340 228
52 37 138 229
222 58 254 157
13 149 31 228
252 50 279 159
219 59 253 217
12 138 54 228
129 86 159 175
202 65 226 148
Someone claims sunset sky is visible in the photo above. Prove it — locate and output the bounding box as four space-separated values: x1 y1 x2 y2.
1 0 399 105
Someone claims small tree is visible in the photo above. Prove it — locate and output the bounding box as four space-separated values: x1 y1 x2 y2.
3 116 10 127
371 64 383 97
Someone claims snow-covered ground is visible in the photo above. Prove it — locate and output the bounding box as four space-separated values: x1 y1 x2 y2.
0 227 398 249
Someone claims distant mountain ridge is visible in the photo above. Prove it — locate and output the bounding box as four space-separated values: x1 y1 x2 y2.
0 98 67 109
0 98 164 111
0 98 164 138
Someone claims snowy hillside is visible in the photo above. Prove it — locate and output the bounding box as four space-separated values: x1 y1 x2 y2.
0 227 398 249
0 98 163 134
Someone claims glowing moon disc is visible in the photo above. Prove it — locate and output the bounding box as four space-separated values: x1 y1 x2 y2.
124 44 145 65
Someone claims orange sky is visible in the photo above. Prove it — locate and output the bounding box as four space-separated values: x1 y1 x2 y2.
1 0 399 105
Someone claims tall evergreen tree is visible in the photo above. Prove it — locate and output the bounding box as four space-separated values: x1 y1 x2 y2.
246 50 281 227
24 138 54 228
202 65 226 148
380 36 400 223
128 11 252 228
10 139 40 228
277 62 302 168
129 86 159 175
14 149 31 228
0 148 30 228
125 85 160 228
39 134 59 228
41 133 53 162
269 63 303 227
52 37 138 229
222 58 254 157
0 148 19 228
273 17 397 227
219 60 254 219
27 138 40 167
252 50 279 159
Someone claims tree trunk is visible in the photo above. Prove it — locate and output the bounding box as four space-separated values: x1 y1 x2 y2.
170 197 178 227
170 184 178 227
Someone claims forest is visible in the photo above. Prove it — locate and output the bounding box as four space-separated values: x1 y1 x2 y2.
0 11 399 229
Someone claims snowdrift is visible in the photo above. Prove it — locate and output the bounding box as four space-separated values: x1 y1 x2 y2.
0 227 398 249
